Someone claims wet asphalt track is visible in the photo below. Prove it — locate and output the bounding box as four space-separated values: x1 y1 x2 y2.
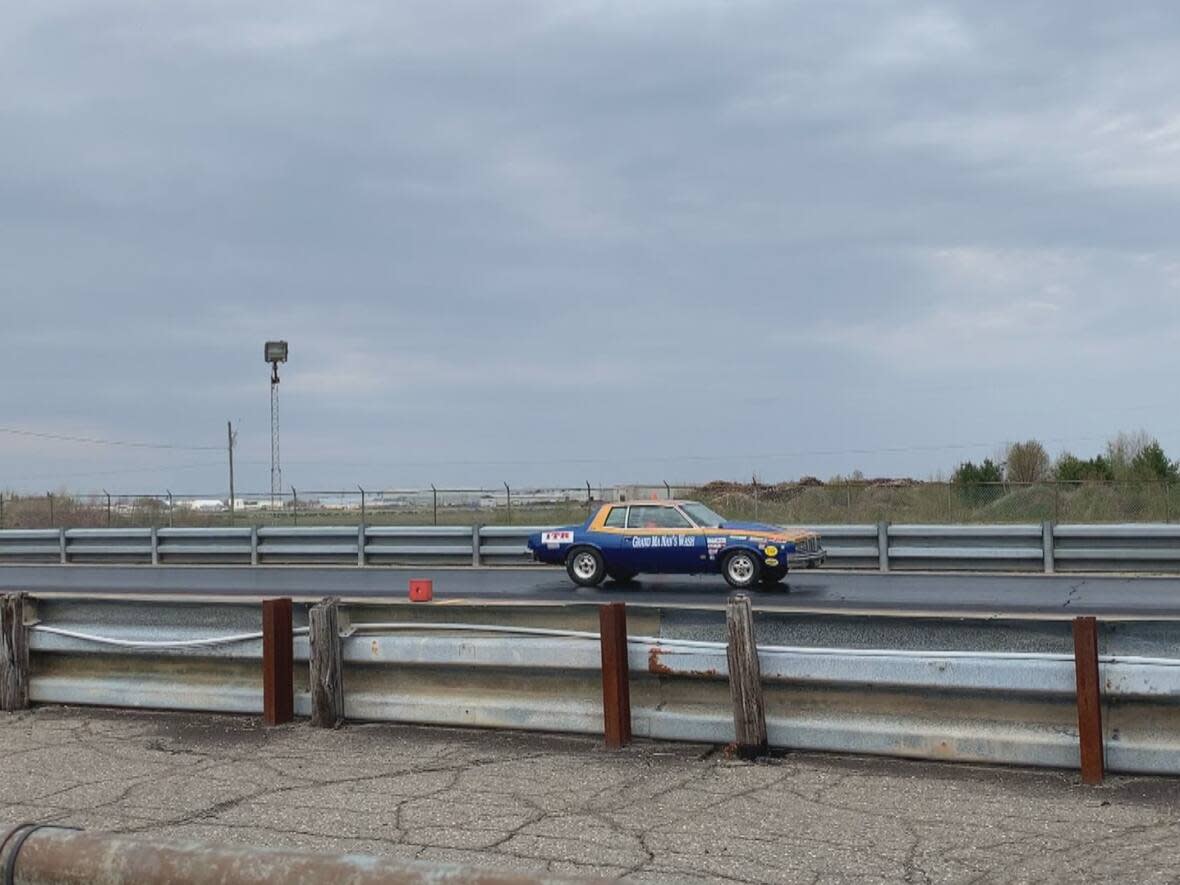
2 564 1180 616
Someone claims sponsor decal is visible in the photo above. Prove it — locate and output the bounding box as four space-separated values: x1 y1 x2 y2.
764 545 779 557
628 535 698 549
706 536 727 559
541 531 574 547
764 557 779 567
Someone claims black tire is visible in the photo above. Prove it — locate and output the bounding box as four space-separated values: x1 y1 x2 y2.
760 570 786 585
566 547 606 587
721 550 761 589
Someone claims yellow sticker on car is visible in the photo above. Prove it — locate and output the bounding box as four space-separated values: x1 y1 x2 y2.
764 557 779 567
764 545 778 557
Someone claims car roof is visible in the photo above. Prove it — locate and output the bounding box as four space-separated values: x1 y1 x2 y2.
607 500 700 507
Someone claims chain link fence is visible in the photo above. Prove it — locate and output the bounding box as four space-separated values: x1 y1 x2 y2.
1 481 1179 529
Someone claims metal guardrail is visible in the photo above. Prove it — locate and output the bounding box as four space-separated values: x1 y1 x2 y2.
3 522 1180 572
8 595 1180 776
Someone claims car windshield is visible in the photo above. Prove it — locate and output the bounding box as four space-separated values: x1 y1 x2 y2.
680 502 727 528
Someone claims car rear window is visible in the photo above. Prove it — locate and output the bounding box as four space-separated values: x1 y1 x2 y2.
604 506 627 528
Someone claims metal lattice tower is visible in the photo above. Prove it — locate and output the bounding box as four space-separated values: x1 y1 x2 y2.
264 341 289 508
270 369 281 504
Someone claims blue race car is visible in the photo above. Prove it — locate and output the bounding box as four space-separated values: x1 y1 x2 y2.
527 499 825 589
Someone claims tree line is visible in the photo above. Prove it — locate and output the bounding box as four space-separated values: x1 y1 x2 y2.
953 431 1180 485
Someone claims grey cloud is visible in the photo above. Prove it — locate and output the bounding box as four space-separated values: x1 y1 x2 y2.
2 1 1179 491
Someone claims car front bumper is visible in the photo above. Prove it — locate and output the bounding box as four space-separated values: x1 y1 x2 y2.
788 548 827 568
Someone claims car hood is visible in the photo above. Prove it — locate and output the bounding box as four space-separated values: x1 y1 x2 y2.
718 520 788 534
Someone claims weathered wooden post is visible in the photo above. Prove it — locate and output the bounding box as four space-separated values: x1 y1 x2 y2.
1 593 30 712
599 602 632 748
1072 616 1105 785
309 597 344 728
262 598 294 726
726 594 767 759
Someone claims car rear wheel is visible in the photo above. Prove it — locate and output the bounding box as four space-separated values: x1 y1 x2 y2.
566 547 606 587
722 550 760 589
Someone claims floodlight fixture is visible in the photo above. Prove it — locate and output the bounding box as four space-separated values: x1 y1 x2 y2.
265 340 288 364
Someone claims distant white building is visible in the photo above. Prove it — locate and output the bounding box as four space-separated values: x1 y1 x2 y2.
183 499 228 512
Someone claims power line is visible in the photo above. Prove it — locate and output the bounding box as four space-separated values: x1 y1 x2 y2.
7 460 229 482
0 425 221 451
274 434 1112 471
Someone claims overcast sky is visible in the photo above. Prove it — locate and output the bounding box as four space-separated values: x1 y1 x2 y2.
3 1 1179 494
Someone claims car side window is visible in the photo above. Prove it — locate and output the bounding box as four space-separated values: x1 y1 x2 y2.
603 506 627 528
627 505 692 529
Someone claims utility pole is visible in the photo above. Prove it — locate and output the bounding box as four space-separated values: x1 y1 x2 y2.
227 421 237 520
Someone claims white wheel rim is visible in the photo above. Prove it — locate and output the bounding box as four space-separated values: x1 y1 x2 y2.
573 552 598 580
728 554 754 583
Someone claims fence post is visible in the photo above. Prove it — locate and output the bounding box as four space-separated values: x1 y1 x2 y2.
1072 616 1104 785
104 489 111 527
58 528 67 564
586 481 592 516
358 486 365 524
663 480 671 500
262 598 294 726
250 525 260 566
726 594 767 759
431 484 438 526
1 593 29 712
291 486 298 527
1043 520 1055 574
504 482 512 525
309 597 344 728
150 526 159 566
599 602 632 749
166 490 173 528
877 521 889 572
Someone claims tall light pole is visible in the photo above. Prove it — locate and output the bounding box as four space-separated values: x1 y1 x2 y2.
265 341 288 507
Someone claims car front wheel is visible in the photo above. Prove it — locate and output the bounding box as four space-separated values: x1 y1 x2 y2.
566 547 606 587
722 550 761 589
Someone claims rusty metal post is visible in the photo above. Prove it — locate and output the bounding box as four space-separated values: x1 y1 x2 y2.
262 598 294 726
599 602 632 749
1 593 29 712
1072 616 1104 785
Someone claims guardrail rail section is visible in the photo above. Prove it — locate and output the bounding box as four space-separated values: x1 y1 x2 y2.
4 522 1180 571
7 592 1180 780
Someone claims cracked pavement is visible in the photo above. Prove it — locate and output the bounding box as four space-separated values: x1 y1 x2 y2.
3 708 1180 883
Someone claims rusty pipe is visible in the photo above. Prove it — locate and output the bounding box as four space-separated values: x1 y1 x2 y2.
1 824 596 885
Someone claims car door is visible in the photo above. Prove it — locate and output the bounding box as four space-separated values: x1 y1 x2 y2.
622 504 703 573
